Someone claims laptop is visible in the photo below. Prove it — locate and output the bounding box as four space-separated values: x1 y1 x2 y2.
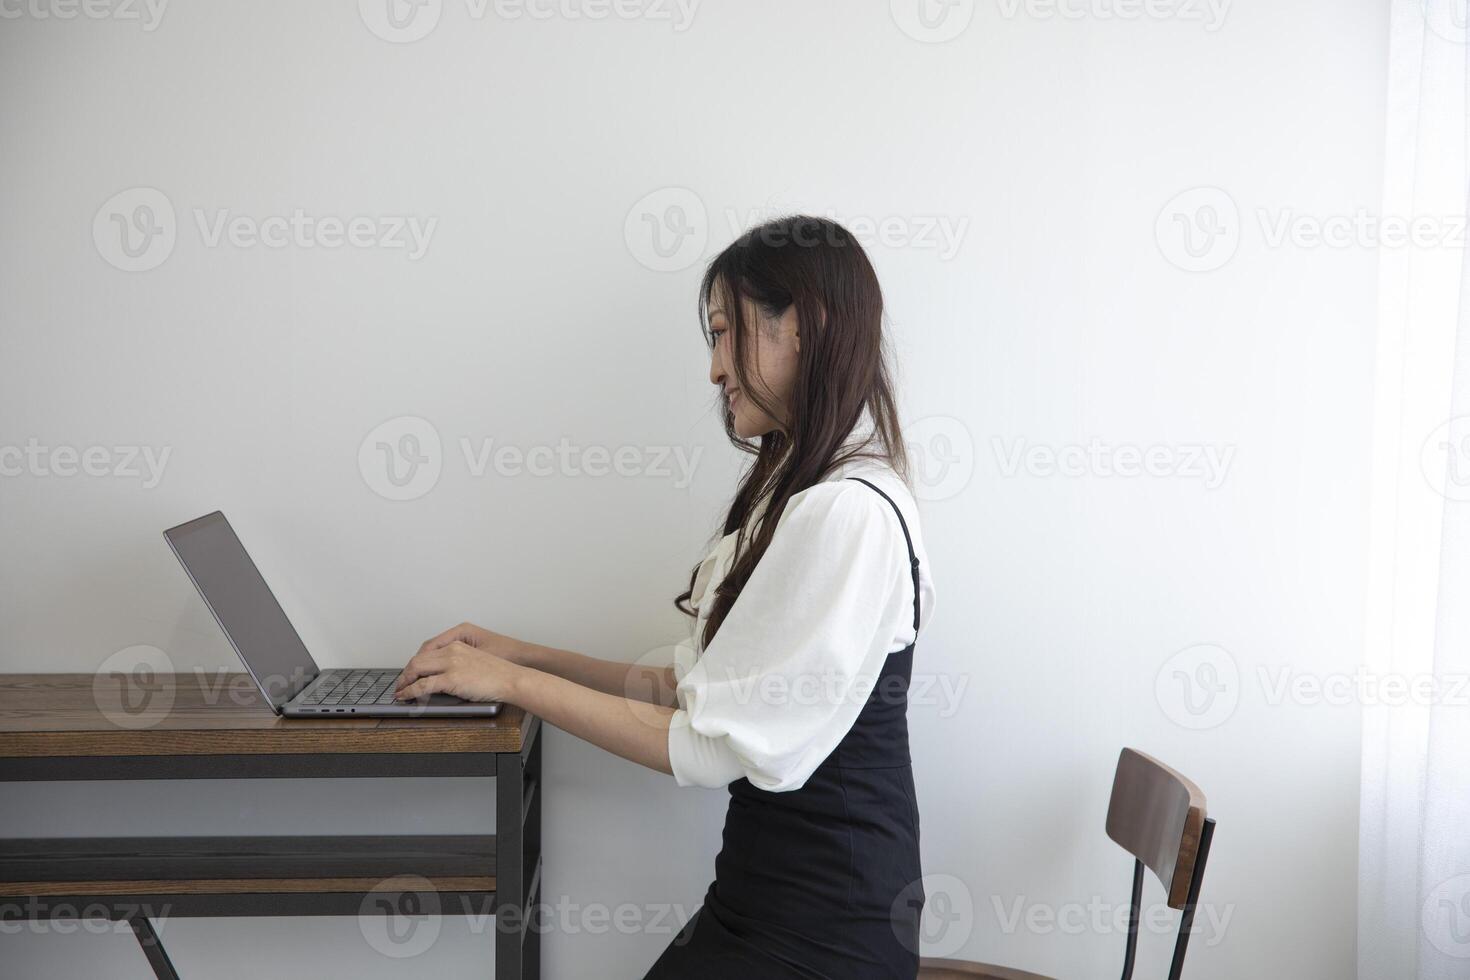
164 511 502 717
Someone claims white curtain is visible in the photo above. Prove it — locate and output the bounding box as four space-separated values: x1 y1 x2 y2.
1360 2 1470 977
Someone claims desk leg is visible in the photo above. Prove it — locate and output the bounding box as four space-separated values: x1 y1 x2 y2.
496 721 542 980
126 914 181 980
523 726 542 978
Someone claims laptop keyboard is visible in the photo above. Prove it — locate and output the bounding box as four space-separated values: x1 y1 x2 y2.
298 669 402 706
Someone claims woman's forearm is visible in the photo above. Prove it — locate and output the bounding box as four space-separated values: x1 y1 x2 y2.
518 642 679 707
509 665 674 775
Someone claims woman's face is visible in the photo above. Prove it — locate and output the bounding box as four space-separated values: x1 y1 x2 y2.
707 282 801 439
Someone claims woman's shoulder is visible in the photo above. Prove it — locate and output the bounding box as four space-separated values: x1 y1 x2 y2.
760 457 936 632
778 458 919 537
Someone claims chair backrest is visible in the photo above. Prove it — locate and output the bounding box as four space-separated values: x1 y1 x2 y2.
1105 748 1207 908
1105 748 1216 980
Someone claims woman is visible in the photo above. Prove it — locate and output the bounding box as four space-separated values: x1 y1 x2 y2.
394 215 936 978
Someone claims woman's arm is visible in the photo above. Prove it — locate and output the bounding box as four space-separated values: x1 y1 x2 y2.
405 622 681 707
392 641 675 775
519 642 680 709
512 666 674 775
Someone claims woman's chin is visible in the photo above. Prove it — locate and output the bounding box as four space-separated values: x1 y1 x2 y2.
732 416 766 440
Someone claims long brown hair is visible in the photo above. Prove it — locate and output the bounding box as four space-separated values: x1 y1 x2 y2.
676 215 909 648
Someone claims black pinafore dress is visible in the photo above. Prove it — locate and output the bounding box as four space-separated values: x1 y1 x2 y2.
644 477 926 979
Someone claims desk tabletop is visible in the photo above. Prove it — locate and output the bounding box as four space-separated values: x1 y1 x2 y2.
0 673 534 758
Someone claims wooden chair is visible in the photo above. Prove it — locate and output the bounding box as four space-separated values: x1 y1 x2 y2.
919 748 1217 980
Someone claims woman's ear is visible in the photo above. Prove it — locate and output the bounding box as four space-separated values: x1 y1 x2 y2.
804 303 829 348
779 304 802 353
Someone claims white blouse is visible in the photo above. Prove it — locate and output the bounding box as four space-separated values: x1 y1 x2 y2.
667 443 937 793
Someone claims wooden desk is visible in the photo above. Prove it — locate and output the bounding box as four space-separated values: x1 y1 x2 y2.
0 672 543 979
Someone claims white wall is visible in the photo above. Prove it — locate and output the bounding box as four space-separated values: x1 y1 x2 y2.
0 1 1385 977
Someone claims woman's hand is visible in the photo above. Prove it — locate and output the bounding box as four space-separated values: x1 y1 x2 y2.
410 621 531 666
393 639 523 704
394 622 676 776
392 622 533 703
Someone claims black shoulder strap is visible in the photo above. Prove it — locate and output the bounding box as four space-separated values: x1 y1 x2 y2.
845 477 922 633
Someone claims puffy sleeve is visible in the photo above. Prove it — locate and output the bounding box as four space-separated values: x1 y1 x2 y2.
667 480 911 792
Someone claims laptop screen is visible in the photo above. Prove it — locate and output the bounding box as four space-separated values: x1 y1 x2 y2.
164 512 319 710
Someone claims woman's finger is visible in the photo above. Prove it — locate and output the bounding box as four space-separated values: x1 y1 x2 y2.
395 649 448 692
398 641 476 689
396 672 448 702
